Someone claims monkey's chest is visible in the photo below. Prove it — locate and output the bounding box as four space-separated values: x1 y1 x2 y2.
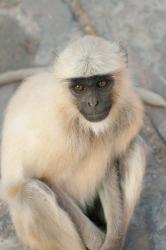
43 148 109 205
27 133 111 205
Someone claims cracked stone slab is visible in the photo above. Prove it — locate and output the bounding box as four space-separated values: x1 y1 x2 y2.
0 0 21 9
0 15 39 73
21 0 83 65
0 0 83 70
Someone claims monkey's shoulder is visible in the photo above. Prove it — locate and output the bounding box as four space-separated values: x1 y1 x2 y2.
3 71 60 133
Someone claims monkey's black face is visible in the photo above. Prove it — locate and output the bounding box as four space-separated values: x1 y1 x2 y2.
69 74 114 122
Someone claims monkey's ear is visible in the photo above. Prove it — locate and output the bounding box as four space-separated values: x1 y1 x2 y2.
118 42 128 65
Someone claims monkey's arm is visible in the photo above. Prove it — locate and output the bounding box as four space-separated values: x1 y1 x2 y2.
99 136 146 250
120 136 146 236
0 68 166 107
51 185 105 250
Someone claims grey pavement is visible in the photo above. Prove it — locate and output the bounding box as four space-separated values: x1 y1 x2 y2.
0 0 165 249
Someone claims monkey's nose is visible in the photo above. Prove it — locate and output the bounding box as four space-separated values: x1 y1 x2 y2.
88 97 99 107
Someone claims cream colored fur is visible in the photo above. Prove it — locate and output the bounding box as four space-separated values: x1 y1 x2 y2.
1 36 145 250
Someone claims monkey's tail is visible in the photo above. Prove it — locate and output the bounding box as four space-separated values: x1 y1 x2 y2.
0 67 48 86
135 87 166 107
8 179 86 250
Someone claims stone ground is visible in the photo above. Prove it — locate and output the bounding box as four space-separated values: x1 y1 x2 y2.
0 0 165 249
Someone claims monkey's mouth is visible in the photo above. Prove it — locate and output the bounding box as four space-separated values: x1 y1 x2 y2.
82 109 110 122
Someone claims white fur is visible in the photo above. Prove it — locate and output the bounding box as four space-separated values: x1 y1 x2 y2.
0 36 144 250
82 116 111 136
54 36 126 79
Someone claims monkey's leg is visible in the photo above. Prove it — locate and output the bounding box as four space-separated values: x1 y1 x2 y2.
9 179 86 250
99 136 146 250
51 185 105 250
99 166 124 250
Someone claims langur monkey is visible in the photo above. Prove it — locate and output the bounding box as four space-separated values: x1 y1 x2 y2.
1 36 146 250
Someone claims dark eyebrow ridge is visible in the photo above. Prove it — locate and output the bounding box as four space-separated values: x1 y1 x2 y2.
68 74 113 83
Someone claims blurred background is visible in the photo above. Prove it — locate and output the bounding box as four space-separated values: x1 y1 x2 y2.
0 1 166 249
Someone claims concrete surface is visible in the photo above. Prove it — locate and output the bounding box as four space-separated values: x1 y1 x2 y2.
0 0 165 249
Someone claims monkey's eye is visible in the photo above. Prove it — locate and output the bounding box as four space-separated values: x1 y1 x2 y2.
97 80 108 88
73 84 86 92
